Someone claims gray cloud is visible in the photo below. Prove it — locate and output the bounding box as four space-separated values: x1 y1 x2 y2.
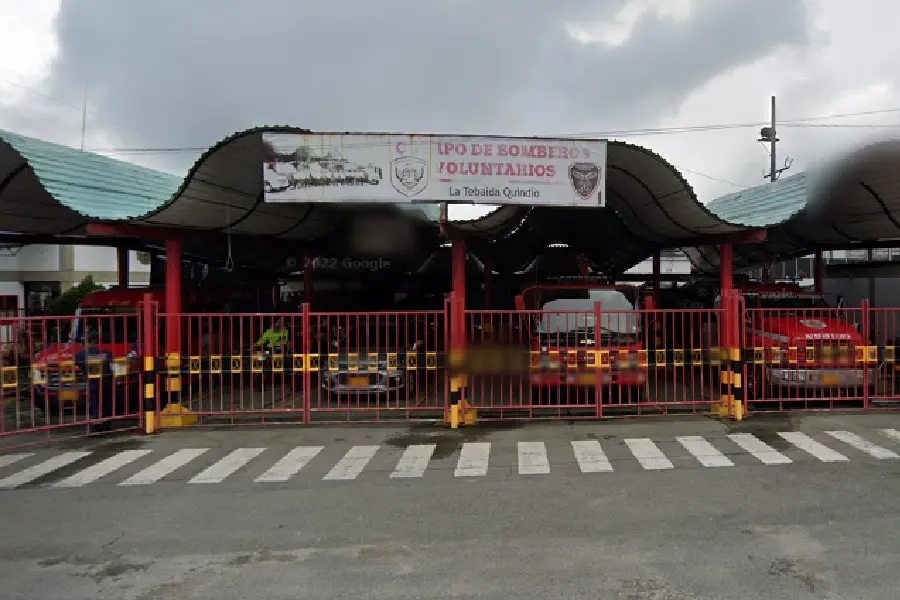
34 0 812 174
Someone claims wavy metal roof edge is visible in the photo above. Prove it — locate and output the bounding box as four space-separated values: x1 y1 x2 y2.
0 129 183 220
446 138 763 236
5 125 810 245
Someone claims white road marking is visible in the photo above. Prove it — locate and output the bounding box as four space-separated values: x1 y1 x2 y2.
727 433 792 465
826 431 899 459
454 442 490 477
255 446 324 483
676 436 734 467
53 450 153 488
778 432 849 462
0 453 33 470
571 440 613 473
120 449 210 486
188 448 266 484
624 438 674 470
517 442 550 475
390 444 437 479
322 445 379 481
879 428 900 444
0 452 91 489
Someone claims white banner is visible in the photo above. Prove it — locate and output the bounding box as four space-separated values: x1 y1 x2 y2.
262 132 606 207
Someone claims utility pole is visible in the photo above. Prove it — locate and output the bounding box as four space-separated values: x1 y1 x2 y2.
79 79 89 151
758 95 792 182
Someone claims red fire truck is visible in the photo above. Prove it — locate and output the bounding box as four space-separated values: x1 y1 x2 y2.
30 285 260 415
681 281 876 396
515 284 647 402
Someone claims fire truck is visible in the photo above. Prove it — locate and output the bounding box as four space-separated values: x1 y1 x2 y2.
656 279 875 396
515 284 647 402
30 285 262 415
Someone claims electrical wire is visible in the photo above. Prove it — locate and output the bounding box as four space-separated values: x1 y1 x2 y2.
673 166 751 189
4 71 898 195
83 108 900 156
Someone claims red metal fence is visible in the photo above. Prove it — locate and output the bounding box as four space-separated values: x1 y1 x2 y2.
2 301 900 445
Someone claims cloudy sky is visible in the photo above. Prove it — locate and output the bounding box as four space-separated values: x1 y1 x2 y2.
0 0 897 220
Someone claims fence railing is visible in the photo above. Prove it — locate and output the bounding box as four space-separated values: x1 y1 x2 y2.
1 303 899 445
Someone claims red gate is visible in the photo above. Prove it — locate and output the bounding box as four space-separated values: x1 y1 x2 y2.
149 306 448 426
0 311 145 449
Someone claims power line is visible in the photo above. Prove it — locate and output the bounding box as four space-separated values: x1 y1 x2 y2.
84 110 900 156
674 166 751 189
5 68 900 145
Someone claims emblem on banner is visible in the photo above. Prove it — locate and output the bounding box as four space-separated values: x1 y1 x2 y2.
390 157 428 197
568 162 601 201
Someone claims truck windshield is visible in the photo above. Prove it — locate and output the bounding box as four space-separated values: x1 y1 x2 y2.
538 289 638 334
71 307 140 344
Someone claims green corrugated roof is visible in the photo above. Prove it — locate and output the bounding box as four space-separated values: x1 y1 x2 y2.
705 171 816 227
0 129 182 219
0 128 445 223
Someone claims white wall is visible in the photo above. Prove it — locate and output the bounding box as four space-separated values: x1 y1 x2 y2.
624 256 692 276
0 244 60 272
73 246 151 274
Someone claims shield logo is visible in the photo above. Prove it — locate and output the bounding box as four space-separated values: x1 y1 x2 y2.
800 319 827 329
390 157 428 197
568 162 601 201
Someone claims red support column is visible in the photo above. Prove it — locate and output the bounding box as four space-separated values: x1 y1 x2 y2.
483 250 492 310
303 252 314 306
449 238 469 427
814 251 824 295
719 243 734 347
165 239 182 357
116 247 129 287
718 243 743 419
652 250 661 307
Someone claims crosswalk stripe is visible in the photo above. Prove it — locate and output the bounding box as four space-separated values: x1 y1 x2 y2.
455 442 490 477
255 446 324 482
778 432 849 462
322 445 379 481
624 438 674 470
0 452 91 489
188 448 266 484
390 444 437 479
879 428 900 444
53 450 153 488
571 440 613 473
120 448 210 485
517 442 550 475
826 431 899 459
727 433 792 465
676 436 733 467
0 453 33 470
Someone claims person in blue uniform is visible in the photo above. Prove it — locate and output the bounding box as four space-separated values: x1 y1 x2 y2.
74 328 114 433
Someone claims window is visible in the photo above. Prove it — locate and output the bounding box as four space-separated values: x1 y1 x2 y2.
538 289 638 334
72 307 139 344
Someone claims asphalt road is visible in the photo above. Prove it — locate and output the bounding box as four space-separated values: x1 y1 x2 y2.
2 413 900 599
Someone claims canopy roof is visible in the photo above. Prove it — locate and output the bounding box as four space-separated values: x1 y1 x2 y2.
685 141 900 272
3 127 900 274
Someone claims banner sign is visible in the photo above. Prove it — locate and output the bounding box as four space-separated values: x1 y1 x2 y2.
262 132 606 207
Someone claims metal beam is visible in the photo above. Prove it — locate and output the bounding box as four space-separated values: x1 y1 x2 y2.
86 223 185 240
0 233 142 247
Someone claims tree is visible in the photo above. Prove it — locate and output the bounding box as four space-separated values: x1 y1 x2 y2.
46 275 105 315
